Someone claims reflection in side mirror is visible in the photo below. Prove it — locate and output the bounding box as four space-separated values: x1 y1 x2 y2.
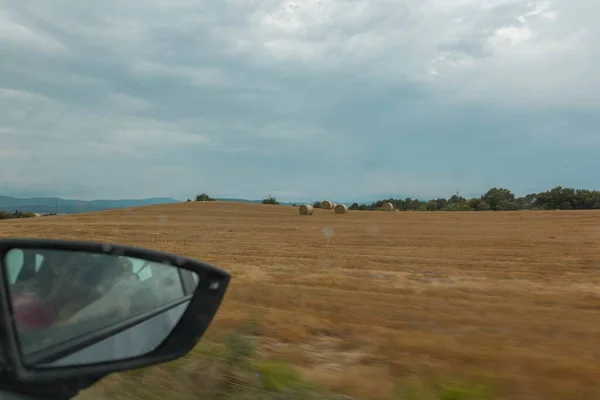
4 248 200 367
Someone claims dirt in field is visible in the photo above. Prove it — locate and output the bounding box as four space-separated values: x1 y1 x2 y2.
3 202 600 399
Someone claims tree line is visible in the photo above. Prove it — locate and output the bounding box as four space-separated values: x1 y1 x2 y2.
194 186 600 211
193 193 281 205
315 186 600 211
0 210 37 220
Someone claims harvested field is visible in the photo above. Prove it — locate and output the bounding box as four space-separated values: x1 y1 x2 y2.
3 202 600 399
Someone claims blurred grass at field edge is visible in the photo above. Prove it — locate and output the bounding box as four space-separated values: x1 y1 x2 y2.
76 319 498 400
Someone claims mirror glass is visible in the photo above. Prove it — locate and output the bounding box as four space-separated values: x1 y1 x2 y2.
3 248 199 367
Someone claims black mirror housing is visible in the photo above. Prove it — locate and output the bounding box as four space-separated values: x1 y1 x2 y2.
0 238 230 383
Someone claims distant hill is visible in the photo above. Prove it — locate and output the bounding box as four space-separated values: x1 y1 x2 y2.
0 193 446 215
0 195 179 215
214 198 437 207
215 198 299 206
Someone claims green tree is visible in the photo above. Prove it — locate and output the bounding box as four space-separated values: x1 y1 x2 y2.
467 198 490 211
447 194 467 205
435 198 447 210
195 193 215 202
444 202 473 211
514 193 536 210
550 186 576 209
481 188 515 211
1 210 36 219
425 200 438 211
262 196 280 205
349 202 360 210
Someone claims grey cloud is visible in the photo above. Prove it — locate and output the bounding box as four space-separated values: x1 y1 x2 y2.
1 0 599 200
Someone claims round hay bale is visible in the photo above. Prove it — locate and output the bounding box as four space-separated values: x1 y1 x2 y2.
382 202 394 211
299 204 314 216
321 200 334 210
334 204 348 214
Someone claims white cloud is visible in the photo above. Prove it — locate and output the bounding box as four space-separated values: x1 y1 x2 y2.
208 0 595 109
0 87 57 103
0 86 209 162
0 11 67 53
109 123 210 148
131 62 232 87
257 123 339 141
106 94 151 112
491 26 534 45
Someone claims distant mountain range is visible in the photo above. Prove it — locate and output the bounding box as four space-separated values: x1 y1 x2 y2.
0 195 180 214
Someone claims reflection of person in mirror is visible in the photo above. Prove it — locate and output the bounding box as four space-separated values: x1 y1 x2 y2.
11 252 135 330
12 292 56 331
56 256 138 326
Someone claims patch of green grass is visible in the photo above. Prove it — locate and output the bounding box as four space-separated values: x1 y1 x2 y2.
389 377 496 400
435 381 494 400
223 327 257 367
254 360 315 393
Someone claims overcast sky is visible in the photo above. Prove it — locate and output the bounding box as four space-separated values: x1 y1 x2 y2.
1 0 598 201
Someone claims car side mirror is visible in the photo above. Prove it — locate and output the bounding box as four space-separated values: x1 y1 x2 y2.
0 239 230 383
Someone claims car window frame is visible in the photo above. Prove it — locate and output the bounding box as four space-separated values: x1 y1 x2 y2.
178 267 198 295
